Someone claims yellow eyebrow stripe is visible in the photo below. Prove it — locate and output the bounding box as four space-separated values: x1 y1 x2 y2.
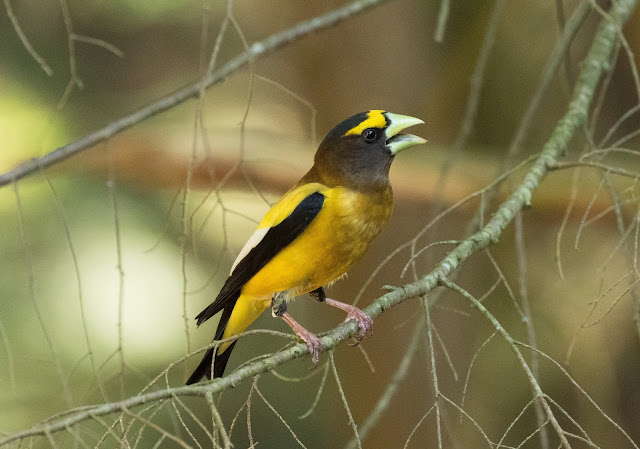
344 110 387 136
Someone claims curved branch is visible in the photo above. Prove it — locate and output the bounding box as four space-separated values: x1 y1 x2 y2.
0 0 390 188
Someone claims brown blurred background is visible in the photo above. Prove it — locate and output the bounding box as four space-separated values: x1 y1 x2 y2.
1 0 640 448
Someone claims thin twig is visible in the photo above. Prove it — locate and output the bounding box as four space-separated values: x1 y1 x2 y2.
550 161 640 178
0 318 17 397
254 381 309 449
105 142 127 398
72 34 125 58
344 319 424 449
403 404 436 449
555 0 576 89
4 0 53 75
598 103 640 147
444 0 506 172
603 174 640 338
514 212 549 449
298 362 331 419
422 295 443 449
57 0 82 109
460 331 498 423
439 278 571 449
13 182 74 408
330 351 362 449
497 396 546 448
520 343 640 448
556 167 582 279
205 391 231 449
433 0 450 42
42 172 107 400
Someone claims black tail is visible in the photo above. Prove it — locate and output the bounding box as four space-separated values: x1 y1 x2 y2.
185 340 237 384
186 305 237 384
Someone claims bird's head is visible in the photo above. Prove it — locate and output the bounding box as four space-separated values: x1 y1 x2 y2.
311 110 426 190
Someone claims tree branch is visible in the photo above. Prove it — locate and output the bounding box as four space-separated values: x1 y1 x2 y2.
4 0 53 76
0 0 390 188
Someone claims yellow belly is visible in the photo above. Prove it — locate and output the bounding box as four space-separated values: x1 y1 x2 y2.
241 186 392 298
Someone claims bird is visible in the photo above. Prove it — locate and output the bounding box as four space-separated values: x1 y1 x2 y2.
186 110 426 384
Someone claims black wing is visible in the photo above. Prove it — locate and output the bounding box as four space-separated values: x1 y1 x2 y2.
194 191 326 326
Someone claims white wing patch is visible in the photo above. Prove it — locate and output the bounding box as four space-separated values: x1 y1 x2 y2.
230 227 269 274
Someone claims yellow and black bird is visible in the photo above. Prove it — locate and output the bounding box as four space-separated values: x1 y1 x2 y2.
186 110 426 384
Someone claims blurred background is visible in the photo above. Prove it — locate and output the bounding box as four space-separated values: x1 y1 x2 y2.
1 0 640 447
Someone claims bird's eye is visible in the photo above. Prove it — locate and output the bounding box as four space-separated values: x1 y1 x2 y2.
361 128 377 143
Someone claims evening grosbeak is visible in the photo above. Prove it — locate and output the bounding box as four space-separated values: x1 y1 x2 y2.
186 110 426 384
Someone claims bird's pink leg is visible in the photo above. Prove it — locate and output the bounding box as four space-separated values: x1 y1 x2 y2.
280 312 324 365
324 297 373 341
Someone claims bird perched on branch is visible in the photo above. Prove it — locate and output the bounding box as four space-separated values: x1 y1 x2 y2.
186 110 426 384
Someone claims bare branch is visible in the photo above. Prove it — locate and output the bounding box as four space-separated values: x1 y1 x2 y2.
433 0 450 42
0 0 390 188
72 34 125 58
3 0 53 75
439 278 570 448
344 320 423 449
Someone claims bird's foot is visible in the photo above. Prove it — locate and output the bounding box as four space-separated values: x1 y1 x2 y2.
296 328 324 365
280 311 324 365
324 298 373 343
344 307 373 342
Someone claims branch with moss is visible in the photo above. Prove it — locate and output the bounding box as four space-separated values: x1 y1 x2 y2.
0 0 636 445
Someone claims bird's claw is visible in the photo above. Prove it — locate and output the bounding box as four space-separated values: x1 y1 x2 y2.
299 331 324 365
344 309 374 344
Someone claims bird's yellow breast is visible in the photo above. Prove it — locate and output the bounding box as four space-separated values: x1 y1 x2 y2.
241 185 392 299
